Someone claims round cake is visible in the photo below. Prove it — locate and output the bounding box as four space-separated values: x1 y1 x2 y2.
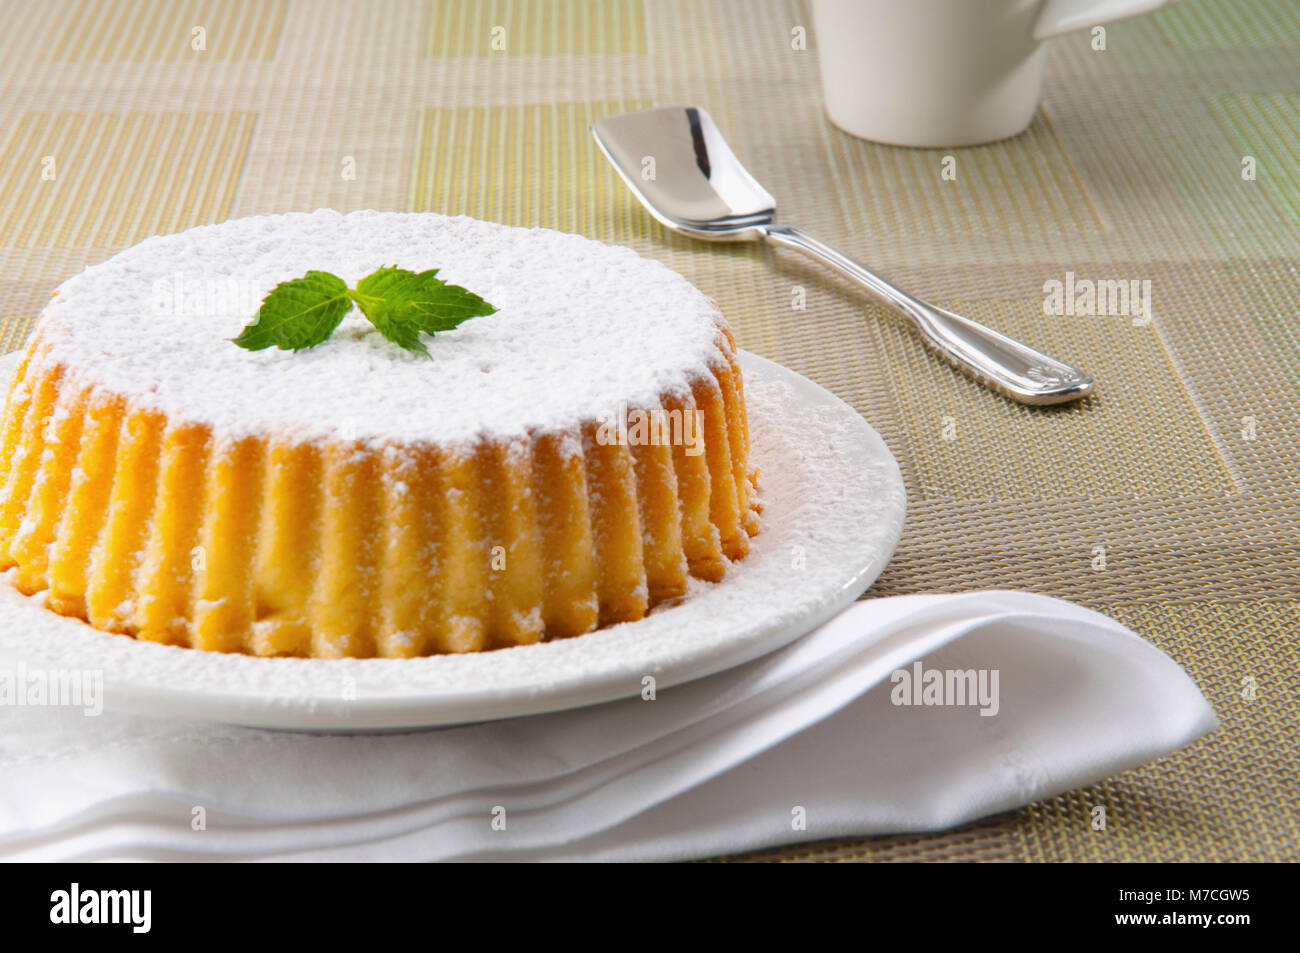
0 210 759 658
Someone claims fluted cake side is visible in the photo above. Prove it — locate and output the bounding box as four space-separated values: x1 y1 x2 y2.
0 322 758 658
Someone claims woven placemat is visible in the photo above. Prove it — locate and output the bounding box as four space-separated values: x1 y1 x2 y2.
0 0 1295 861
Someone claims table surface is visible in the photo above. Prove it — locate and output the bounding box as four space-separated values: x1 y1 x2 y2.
0 0 1296 862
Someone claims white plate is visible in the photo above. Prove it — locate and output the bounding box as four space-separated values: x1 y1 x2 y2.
0 350 905 730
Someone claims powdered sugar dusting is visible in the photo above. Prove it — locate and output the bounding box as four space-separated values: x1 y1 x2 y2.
0 352 907 729
34 210 728 446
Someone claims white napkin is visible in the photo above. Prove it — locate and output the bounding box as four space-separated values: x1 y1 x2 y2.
0 590 1215 861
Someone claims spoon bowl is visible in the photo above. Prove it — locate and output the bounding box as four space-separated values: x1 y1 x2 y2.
593 106 776 241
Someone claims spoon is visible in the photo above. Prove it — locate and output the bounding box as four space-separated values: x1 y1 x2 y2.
591 106 1094 405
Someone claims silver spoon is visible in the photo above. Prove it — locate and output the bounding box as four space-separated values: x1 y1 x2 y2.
591 106 1093 405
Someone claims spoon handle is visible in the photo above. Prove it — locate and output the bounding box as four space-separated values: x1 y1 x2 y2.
761 224 1093 405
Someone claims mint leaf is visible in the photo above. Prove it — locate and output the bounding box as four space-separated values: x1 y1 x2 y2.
234 271 352 352
231 266 496 357
351 267 430 356
352 266 497 357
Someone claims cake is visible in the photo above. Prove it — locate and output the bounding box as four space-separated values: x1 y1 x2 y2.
0 210 760 657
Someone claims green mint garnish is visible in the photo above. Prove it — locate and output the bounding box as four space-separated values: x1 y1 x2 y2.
233 266 497 357
351 267 497 358
232 271 352 352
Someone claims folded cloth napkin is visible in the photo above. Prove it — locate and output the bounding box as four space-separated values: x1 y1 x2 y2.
0 590 1215 862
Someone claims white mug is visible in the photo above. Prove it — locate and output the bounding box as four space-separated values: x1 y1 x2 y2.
811 0 1172 147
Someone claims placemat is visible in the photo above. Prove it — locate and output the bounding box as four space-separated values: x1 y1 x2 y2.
0 0 1295 862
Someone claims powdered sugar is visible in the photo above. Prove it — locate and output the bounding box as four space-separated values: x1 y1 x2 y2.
34 210 728 447
0 352 906 729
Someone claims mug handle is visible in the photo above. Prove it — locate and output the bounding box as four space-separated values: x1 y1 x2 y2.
1032 0 1173 40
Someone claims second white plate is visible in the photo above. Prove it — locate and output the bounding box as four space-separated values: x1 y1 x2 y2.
0 350 906 730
